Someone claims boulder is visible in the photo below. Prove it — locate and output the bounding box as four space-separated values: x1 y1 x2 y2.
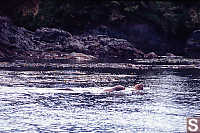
34 28 72 43
33 28 88 53
74 34 144 59
144 52 158 59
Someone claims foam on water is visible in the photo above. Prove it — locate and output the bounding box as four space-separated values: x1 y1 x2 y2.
0 60 200 132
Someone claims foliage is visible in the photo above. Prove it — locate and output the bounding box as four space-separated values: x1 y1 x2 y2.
11 0 200 38
0 0 39 17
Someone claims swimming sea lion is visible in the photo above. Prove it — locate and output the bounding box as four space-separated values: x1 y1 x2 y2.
62 84 143 92
133 84 143 90
104 85 125 92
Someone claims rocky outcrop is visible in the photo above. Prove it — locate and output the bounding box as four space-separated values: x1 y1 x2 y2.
34 28 72 43
0 16 34 58
32 27 72 51
32 28 145 59
72 34 144 59
0 17 144 61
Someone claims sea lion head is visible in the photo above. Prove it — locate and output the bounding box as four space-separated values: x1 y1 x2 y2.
134 84 143 90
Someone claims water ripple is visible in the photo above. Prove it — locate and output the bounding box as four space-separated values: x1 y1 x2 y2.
0 62 199 132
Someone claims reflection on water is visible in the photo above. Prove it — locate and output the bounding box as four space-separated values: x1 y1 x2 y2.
0 62 200 132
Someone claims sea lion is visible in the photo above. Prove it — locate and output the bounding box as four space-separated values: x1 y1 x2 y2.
104 84 144 92
104 85 125 92
133 84 143 90
62 84 143 92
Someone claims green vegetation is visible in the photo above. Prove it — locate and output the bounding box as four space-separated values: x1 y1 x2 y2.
12 0 200 37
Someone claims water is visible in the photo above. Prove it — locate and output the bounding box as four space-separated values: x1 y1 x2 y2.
0 59 200 133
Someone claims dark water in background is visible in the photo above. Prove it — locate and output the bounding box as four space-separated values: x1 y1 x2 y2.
0 60 200 132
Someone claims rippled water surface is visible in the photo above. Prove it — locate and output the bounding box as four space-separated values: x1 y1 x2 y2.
0 60 200 133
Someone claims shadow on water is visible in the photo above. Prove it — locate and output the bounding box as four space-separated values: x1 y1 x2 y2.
0 60 200 132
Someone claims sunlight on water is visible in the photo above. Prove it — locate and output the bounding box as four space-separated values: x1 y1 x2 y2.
0 62 200 132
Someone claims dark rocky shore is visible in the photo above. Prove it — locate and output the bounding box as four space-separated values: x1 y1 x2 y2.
0 16 145 62
1 0 200 63
0 16 199 63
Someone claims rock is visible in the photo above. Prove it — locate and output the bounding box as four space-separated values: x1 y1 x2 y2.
0 17 35 50
67 52 97 62
0 17 35 59
0 17 145 61
68 39 85 53
33 28 87 53
34 27 72 43
74 34 144 59
165 52 175 57
144 52 158 59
